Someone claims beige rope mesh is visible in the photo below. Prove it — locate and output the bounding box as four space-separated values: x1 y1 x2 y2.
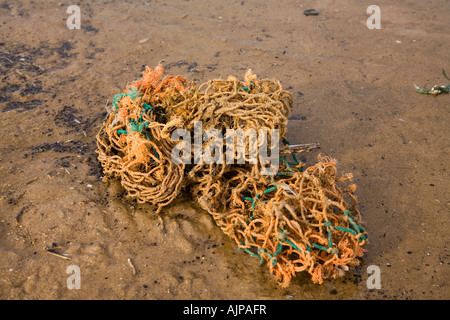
96 65 368 286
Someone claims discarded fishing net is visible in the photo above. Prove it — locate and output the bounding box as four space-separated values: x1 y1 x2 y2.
96 65 368 286
96 65 189 213
197 154 367 286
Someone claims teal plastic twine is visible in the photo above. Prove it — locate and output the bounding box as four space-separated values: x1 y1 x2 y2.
241 209 368 261
255 243 284 266
276 138 304 175
344 210 367 242
238 80 254 92
240 185 277 219
113 93 132 110
114 100 160 161
113 88 142 110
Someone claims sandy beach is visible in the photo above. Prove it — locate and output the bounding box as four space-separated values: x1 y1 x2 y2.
0 0 448 299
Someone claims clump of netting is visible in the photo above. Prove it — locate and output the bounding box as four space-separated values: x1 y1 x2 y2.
96 65 368 287
199 155 367 286
96 65 190 212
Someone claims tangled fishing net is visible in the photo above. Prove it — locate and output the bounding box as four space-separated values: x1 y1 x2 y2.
96 65 368 287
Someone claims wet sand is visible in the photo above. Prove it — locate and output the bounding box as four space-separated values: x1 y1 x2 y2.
0 0 449 299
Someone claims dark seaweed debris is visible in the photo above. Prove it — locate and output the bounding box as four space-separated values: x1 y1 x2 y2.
31 140 90 155
2 99 42 112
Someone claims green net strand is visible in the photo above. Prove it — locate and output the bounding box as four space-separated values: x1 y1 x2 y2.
344 210 367 242
113 93 133 110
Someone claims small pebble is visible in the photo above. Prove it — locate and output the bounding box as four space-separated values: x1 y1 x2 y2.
138 38 150 44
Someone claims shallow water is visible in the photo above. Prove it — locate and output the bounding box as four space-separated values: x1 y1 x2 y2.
0 0 449 299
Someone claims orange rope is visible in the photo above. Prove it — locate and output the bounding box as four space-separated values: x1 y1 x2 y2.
96 66 368 287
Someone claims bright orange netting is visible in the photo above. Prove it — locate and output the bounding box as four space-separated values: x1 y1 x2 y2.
96 65 368 286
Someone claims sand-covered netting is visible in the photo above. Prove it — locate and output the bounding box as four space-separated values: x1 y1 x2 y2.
96 65 368 286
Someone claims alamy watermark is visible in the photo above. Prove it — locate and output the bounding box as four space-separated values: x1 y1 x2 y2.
66 265 81 290
171 121 279 175
366 5 381 29
66 5 81 30
366 265 381 289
